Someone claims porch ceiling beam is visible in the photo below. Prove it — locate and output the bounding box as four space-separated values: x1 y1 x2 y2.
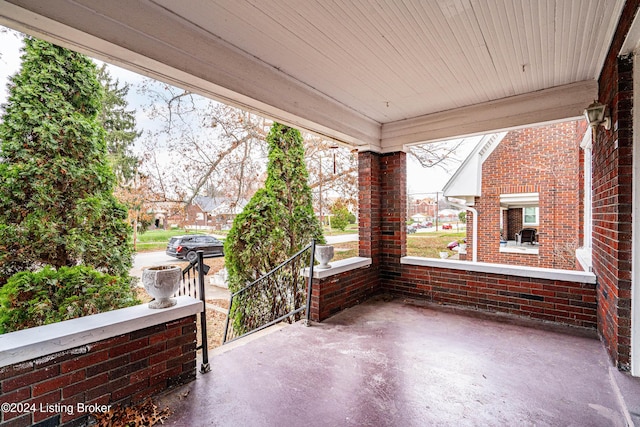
381 80 597 152
0 0 381 150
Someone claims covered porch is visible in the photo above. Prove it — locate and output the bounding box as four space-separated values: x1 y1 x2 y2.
1 0 639 423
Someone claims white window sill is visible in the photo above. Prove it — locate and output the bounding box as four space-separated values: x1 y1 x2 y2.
499 246 539 255
576 247 593 272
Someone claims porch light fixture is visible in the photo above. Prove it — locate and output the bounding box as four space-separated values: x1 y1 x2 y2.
584 101 611 130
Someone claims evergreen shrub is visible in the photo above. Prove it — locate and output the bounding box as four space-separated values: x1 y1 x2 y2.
0 266 138 334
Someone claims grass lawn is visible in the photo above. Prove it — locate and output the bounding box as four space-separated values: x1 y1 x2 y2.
331 231 465 259
407 231 466 258
134 226 360 252
135 228 224 252
136 228 190 243
323 224 358 236
332 241 358 260
134 228 463 259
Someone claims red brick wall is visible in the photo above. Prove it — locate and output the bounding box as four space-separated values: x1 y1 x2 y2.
310 266 379 321
0 316 197 427
506 208 523 241
379 152 407 285
592 0 639 370
309 150 408 323
466 210 474 253
356 151 406 296
358 152 382 262
384 264 596 328
469 121 584 270
381 152 407 262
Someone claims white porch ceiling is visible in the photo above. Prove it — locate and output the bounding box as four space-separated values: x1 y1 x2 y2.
0 0 626 152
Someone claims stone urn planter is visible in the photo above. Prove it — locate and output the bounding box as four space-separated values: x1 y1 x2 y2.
142 265 182 309
439 251 449 259
315 244 334 269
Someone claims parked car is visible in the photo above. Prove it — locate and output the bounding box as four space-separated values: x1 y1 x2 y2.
407 225 417 234
166 234 224 262
442 224 453 230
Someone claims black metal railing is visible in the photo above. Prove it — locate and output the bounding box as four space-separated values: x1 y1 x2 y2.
222 240 316 344
178 251 211 373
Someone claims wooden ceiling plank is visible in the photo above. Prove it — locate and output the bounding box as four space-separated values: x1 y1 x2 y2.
443 0 496 102
477 1 517 98
408 2 466 103
3 0 625 135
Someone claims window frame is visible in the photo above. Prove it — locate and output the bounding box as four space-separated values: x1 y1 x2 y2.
522 206 539 226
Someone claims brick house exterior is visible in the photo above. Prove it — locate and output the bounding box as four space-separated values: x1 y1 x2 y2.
408 197 437 219
182 196 248 230
450 121 587 270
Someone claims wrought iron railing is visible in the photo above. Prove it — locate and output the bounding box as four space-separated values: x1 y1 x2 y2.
178 251 211 373
222 240 316 344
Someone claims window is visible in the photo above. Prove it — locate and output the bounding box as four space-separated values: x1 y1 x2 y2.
523 207 539 226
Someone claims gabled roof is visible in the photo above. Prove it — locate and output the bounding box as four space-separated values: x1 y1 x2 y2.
210 200 248 216
442 132 507 205
193 196 248 215
193 196 217 213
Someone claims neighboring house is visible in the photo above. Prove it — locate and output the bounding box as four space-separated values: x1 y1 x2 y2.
408 197 437 219
146 201 184 230
186 195 248 230
437 209 462 222
443 120 587 270
410 213 427 223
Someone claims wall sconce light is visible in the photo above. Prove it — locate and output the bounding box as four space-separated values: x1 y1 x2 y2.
584 100 611 130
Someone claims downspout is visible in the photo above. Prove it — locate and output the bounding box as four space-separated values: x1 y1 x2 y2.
446 199 478 263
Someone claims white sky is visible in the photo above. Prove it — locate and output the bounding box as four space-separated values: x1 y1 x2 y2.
0 28 473 195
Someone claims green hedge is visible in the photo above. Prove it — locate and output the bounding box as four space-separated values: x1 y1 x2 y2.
0 266 138 334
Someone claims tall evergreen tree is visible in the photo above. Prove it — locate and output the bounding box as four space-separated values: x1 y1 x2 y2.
225 123 324 292
97 64 140 184
224 123 324 335
0 38 133 284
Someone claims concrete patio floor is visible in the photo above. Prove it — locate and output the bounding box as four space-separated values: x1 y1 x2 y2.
158 296 639 426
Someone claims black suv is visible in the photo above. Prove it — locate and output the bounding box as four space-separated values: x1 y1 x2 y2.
166 235 224 262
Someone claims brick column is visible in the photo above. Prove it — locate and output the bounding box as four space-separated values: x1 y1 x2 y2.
380 152 407 267
358 150 406 288
593 0 638 369
358 151 381 262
